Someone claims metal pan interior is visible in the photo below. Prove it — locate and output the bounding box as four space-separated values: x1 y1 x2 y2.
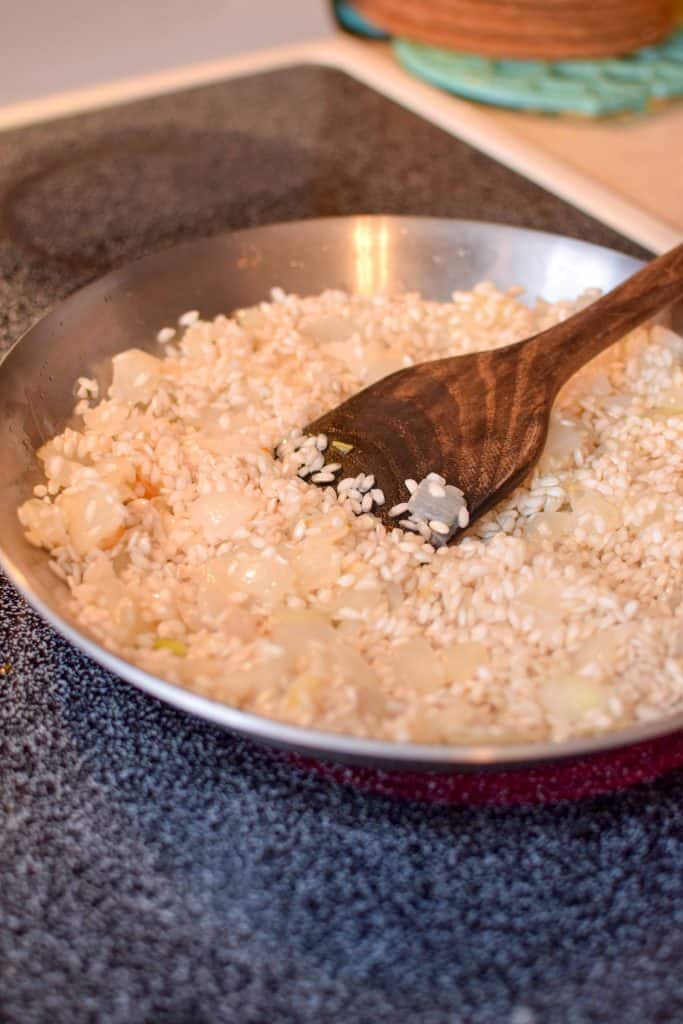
1 216 681 771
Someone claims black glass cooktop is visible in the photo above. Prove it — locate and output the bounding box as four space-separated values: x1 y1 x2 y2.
1 66 676 1024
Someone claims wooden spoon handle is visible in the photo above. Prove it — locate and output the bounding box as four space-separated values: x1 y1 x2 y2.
528 241 683 392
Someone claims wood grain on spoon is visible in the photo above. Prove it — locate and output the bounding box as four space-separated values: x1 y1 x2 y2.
306 241 683 535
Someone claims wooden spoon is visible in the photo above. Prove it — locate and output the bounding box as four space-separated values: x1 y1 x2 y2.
305 242 683 539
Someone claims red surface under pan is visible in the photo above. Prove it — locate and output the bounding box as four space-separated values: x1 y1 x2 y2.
285 730 683 805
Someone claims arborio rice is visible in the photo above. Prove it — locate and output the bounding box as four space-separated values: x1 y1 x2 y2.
18 284 683 744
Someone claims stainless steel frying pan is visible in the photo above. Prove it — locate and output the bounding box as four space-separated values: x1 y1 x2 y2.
1 216 681 771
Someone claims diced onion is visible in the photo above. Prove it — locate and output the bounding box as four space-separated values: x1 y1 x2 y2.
189 491 259 544
525 510 575 541
539 673 607 727
110 349 161 404
571 488 621 531
57 482 125 555
538 413 586 472
385 639 446 694
18 499 68 550
223 551 296 608
300 314 355 345
440 642 489 684
290 534 343 592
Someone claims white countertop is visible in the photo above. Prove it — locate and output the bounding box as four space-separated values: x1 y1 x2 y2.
0 0 334 106
1 4 681 252
487 102 683 241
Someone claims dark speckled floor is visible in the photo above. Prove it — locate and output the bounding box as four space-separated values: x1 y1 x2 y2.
0 66 679 1024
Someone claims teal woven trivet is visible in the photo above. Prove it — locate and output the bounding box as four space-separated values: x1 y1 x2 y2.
393 29 683 115
335 2 389 39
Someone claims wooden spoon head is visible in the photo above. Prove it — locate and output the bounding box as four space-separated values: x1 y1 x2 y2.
306 343 555 536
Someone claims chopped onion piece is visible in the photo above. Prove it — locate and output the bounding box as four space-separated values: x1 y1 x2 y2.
441 642 490 684
385 639 446 694
110 349 162 404
57 482 125 555
539 673 608 726
190 491 259 544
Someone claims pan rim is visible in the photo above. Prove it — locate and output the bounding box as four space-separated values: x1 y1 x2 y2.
2 214 680 771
